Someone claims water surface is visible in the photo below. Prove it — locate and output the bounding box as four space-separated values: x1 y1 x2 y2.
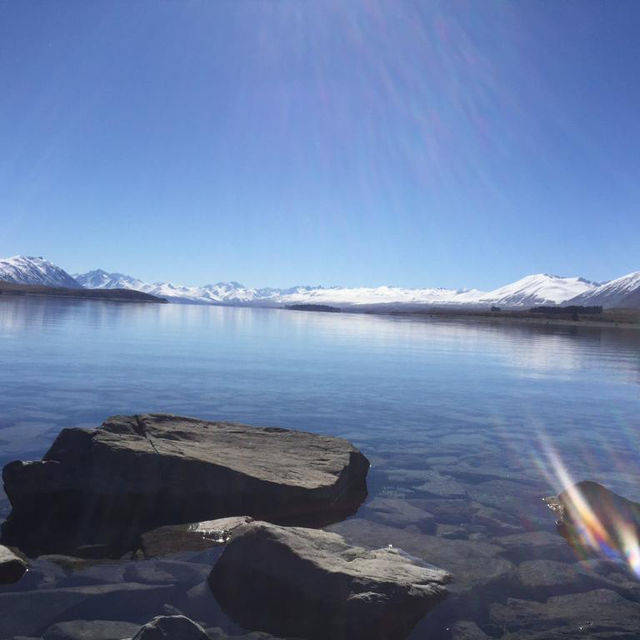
1 298 640 638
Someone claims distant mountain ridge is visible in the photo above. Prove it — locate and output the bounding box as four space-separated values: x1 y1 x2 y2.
2 255 639 308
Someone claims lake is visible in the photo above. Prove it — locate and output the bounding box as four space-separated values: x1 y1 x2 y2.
1 297 640 639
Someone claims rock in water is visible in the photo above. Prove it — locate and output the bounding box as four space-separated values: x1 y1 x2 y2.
544 480 640 565
131 615 210 640
1 414 369 556
209 520 450 640
0 543 27 583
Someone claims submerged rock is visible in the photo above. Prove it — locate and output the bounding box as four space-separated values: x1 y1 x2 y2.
132 615 209 640
140 516 253 557
209 520 450 640
42 619 140 640
490 588 640 638
0 543 27 583
1 414 369 556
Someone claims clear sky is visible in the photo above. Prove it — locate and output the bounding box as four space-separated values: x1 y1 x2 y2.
1 0 639 289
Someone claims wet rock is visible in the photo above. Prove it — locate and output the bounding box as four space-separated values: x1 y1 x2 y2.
132 615 209 640
411 498 474 525
490 589 640 638
209 520 450 640
515 559 607 600
140 516 253 557
364 497 435 532
0 544 27 584
436 524 468 540
447 620 491 639
415 470 467 498
123 559 209 585
2 414 369 556
327 518 515 592
0 582 175 638
545 480 640 567
42 619 140 640
496 530 576 563
471 505 520 536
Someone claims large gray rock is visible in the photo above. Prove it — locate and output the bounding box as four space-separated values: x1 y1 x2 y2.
0 543 27 583
132 615 209 640
209 520 450 640
1 414 369 556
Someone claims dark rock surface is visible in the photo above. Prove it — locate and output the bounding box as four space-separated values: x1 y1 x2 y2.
0 543 27 583
491 589 640 638
132 615 210 640
140 517 253 558
327 518 515 592
209 520 450 640
0 582 175 638
1 414 369 556
42 619 140 640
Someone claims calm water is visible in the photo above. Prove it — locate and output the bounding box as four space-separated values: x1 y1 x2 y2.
1 297 640 639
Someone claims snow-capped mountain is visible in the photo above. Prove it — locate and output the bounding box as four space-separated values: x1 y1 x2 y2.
567 271 640 309
74 269 147 291
0 256 82 289
4 256 636 309
477 274 596 307
70 268 600 308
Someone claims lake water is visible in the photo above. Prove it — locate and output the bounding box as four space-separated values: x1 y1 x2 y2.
1 297 640 639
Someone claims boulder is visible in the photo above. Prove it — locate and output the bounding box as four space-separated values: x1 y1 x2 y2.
209 520 450 640
1 414 369 556
0 543 27 583
131 615 209 640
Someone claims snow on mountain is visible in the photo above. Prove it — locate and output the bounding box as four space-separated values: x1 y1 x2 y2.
73 269 147 290
16 258 634 309
567 271 640 309
70 269 595 308
0 256 82 289
476 274 596 307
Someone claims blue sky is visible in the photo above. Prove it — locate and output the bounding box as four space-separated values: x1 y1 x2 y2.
1 0 639 289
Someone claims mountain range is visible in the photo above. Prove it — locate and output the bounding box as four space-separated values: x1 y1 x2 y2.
1 255 639 309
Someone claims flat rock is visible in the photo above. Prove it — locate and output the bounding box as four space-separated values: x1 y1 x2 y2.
0 582 175 638
327 518 515 592
132 615 209 640
496 530 576 563
42 619 140 640
363 497 435 532
490 589 640 638
447 620 491 639
209 520 450 640
141 516 253 557
515 559 607 600
1 414 369 556
0 544 28 583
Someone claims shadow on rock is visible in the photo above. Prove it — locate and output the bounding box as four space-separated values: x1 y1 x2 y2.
1 414 369 558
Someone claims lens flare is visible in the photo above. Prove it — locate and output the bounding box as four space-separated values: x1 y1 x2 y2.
541 441 640 579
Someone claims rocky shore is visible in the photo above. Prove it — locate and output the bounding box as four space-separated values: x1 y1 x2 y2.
3 414 640 639
0 414 453 640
